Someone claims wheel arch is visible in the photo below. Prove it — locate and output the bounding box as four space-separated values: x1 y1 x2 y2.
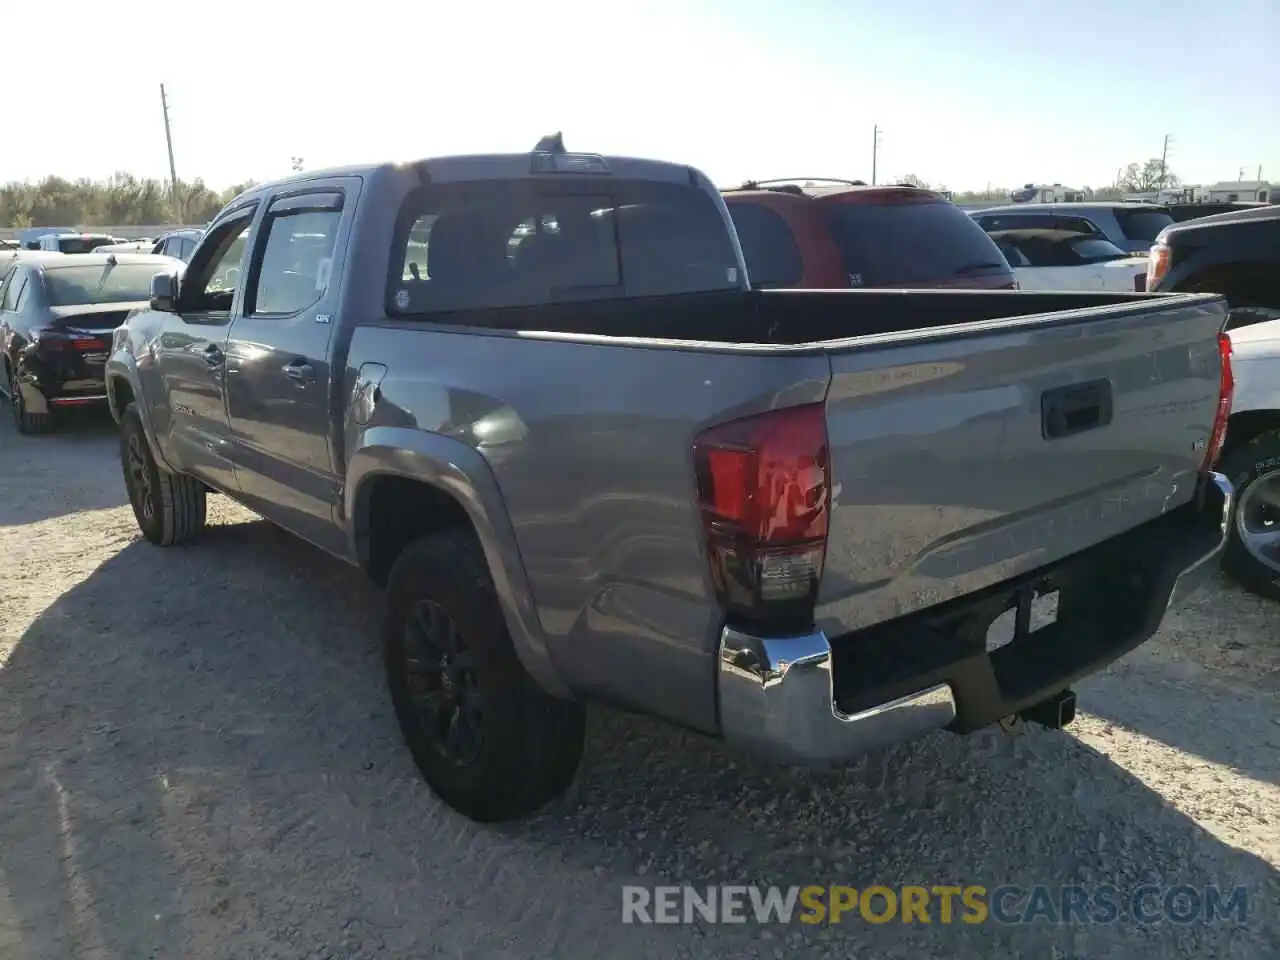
345 427 570 698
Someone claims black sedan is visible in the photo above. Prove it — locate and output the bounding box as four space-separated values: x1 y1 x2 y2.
0 252 178 434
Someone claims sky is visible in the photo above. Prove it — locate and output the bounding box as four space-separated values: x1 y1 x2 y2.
7 0 1277 192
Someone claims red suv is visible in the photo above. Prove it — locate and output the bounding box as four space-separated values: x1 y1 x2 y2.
721 179 1017 290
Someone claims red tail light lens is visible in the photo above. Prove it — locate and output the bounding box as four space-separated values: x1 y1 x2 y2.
693 403 830 623
1204 332 1233 470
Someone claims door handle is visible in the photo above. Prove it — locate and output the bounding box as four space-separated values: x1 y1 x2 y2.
282 361 316 384
1041 378 1113 439
203 344 224 366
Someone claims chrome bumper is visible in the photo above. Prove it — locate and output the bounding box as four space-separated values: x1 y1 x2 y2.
718 628 956 765
716 471 1233 767
1166 470 1232 611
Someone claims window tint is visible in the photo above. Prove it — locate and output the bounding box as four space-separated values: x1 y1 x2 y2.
1 272 25 310
178 238 197 260
1067 237 1128 262
994 241 1030 267
977 213 1057 231
180 211 256 313
1054 217 1101 235
725 201 803 288
57 235 115 254
43 263 160 305
1113 207 1173 243
249 208 341 315
389 180 740 315
823 200 1011 286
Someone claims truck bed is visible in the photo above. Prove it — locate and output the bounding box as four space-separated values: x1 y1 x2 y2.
348 287 1226 731
426 287 1157 344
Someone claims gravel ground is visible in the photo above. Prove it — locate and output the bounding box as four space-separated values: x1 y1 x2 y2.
0 410 1277 960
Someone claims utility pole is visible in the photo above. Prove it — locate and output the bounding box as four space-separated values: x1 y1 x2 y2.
1158 133 1172 189
871 125 883 186
159 84 181 221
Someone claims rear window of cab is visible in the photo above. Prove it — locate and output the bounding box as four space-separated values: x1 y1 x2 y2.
822 199 1012 286
387 180 742 315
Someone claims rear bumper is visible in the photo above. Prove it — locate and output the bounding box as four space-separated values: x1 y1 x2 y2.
717 471 1232 765
16 344 110 413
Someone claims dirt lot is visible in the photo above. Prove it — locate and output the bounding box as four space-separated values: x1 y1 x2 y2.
1 410 1277 960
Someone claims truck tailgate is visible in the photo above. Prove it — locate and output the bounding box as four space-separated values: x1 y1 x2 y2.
816 296 1227 636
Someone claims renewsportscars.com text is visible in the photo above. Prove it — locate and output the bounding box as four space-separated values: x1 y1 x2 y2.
621 884 1249 926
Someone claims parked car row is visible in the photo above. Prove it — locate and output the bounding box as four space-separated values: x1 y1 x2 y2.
12 228 204 260
0 248 182 432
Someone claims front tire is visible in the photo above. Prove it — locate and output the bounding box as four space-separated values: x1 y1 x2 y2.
1220 429 1280 602
384 529 586 822
120 402 207 545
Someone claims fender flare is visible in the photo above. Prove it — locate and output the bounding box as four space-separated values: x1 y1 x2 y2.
345 427 571 699
105 352 175 472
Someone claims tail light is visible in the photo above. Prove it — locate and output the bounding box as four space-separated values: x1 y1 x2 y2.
25 328 72 352
693 403 830 624
1147 243 1171 290
27 329 107 354
1203 332 1233 471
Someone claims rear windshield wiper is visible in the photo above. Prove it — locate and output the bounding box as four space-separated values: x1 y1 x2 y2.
953 262 1005 275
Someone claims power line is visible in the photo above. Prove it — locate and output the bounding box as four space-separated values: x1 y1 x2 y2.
871 125 884 186
1158 134 1173 188
159 84 181 220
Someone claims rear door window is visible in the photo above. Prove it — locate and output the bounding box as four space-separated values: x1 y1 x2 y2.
389 180 740 315
976 213 1057 231
1067 237 1129 262
1054 217 1102 235
724 201 803 288
1112 207 1174 243
823 200 1010 286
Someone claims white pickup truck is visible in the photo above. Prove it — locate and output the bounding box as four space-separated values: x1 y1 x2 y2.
989 229 1150 292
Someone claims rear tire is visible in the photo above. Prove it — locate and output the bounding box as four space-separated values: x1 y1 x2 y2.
120 402 207 545
1220 429 1280 602
5 363 53 435
383 529 586 822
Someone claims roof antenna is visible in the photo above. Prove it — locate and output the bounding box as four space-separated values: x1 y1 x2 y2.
534 132 566 153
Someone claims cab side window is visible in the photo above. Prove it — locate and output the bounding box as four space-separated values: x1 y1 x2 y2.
247 193 343 316
177 209 257 315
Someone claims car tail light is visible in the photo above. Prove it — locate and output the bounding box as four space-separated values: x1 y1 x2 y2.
27 328 72 352
27 328 105 352
693 403 830 624
1203 332 1233 471
1147 243 1171 289
1133 273 1147 292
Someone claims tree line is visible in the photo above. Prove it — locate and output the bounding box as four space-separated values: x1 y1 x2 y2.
0 172 258 228
1 156 1183 228
901 158 1182 201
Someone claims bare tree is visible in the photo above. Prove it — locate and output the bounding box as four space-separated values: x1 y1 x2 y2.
1120 159 1181 193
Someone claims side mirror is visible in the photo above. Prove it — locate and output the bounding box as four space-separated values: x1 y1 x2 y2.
150 271 179 313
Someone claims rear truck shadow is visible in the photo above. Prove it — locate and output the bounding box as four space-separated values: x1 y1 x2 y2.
1078 575 1280 786
0 518 1274 958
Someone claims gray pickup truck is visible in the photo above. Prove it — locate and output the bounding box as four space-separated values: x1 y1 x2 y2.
106 140 1235 823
